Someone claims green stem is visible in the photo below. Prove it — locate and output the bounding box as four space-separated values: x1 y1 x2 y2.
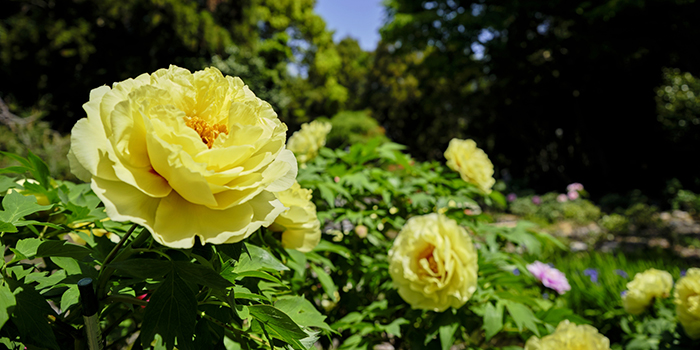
96 226 150 300
102 224 139 267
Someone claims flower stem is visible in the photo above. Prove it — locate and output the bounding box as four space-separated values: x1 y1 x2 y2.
102 224 139 267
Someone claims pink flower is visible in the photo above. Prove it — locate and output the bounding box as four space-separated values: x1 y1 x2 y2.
527 261 571 294
507 193 517 202
557 194 568 202
531 196 542 205
567 191 579 200
567 183 584 192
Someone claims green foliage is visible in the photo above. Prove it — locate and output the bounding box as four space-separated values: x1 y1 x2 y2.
599 214 630 235
0 152 331 350
509 193 601 226
655 68 700 143
325 110 389 149
293 139 577 348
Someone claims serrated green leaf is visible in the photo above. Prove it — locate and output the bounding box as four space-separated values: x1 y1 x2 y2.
275 296 333 333
141 272 196 350
9 282 59 349
248 305 307 350
483 301 504 340
0 191 52 224
172 261 232 291
0 283 16 329
310 264 338 302
234 244 288 273
504 300 540 336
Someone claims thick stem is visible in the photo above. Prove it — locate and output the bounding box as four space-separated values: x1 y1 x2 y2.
102 224 139 267
96 226 149 300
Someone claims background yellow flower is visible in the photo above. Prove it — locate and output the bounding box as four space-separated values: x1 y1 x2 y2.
287 120 332 163
388 213 478 312
269 182 321 252
674 268 700 339
622 268 673 315
68 66 297 248
444 138 495 194
525 320 610 350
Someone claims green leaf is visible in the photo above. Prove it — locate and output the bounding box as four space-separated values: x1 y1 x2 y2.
0 283 16 329
0 191 52 224
9 282 59 349
108 259 172 280
14 238 42 258
381 318 409 338
172 261 232 291
0 176 20 193
60 285 80 312
504 300 540 336
248 305 308 350
26 152 50 189
233 244 288 272
312 240 351 258
310 264 338 302
439 321 459 350
483 301 504 340
50 257 82 275
231 270 283 284
36 240 91 260
141 272 197 350
274 296 333 333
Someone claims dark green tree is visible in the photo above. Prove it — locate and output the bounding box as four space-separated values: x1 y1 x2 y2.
375 0 700 196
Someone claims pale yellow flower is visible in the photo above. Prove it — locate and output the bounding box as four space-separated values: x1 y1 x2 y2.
444 138 495 194
674 268 700 339
388 213 478 312
524 320 610 350
287 120 332 163
68 66 297 248
269 182 321 252
622 268 673 315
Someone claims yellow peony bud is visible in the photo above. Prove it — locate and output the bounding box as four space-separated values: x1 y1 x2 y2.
622 268 673 315
287 120 332 163
674 268 700 339
525 320 610 350
269 182 321 252
388 213 478 312
68 66 297 248
444 138 495 194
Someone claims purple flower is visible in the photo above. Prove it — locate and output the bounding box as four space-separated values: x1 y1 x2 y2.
583 268 599 284
531 196 542 205
567 191 579 200
507 193 517 202
681 269 687 277
615 269 629 278
527 261 571 295
567 183 584 192
513 268 520 276
621 290 628 297
557 194 568 203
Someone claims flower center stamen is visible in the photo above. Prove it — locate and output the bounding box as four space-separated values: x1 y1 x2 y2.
417 244 439 274
185 115 228 148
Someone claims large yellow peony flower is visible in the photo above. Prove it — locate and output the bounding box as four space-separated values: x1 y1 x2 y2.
444 138 495 194
674 268 700 339
388 213 478 312
524 320 610 350
286 120 332 163
68 66 297 248
269 182 321 252
622 268 673 315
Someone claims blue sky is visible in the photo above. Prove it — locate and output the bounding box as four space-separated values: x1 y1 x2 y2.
314 0 386 51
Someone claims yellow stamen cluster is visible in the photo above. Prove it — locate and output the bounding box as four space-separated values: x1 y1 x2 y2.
185 116 228 148
417 244 439 275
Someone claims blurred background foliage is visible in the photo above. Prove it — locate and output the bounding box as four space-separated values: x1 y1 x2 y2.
2 0 700 204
